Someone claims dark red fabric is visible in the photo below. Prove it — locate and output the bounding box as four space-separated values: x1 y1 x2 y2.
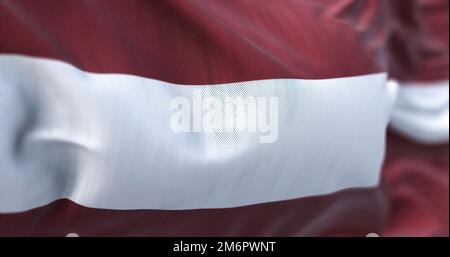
2 0 446 84
0 188 389 237
385 0 449 82
0 0 385 84
382 132 449 236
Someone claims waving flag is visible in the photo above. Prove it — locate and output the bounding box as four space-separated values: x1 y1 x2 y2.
0 0 448 236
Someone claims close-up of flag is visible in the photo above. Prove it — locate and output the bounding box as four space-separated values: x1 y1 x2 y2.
0 0 448 241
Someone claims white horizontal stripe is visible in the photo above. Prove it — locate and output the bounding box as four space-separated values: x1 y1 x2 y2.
389 80 449 144
0 55 391 212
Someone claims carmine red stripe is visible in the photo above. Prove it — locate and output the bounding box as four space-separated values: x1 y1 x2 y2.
2 0 446 83
0 187 388 237
0 0 384 84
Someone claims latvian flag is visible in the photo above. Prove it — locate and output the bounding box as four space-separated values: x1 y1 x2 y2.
0 0 448 237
